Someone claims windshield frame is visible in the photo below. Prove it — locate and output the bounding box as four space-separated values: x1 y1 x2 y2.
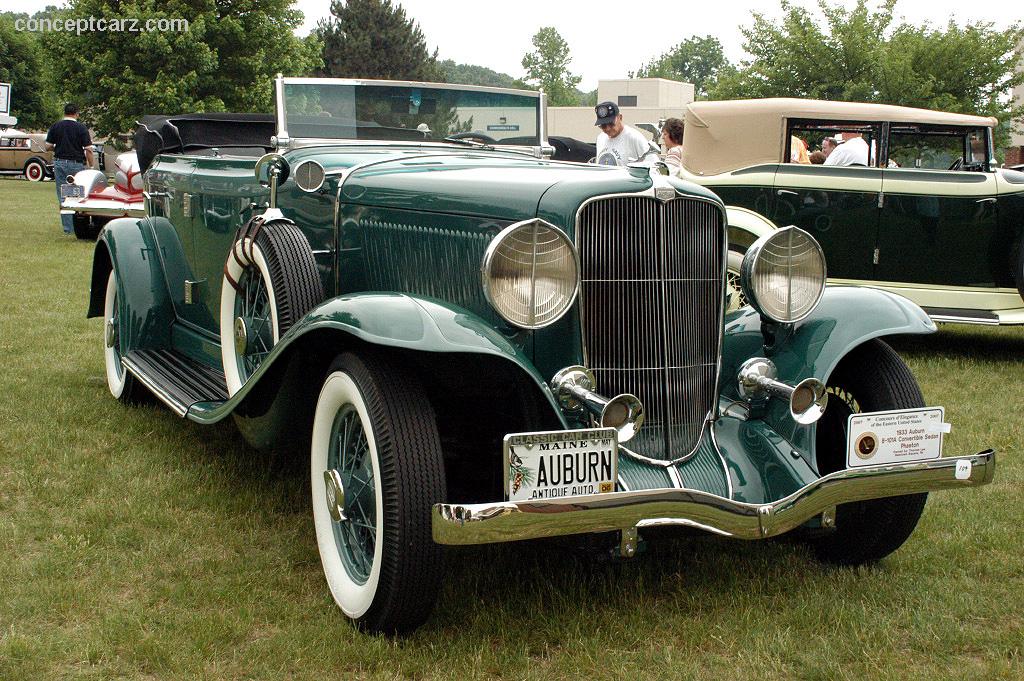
273 75 550 156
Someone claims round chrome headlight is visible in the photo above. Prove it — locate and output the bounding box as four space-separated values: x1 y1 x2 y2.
482 219 580 328
740 226 826 323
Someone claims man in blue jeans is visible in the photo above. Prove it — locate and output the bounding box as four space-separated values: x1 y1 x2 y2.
46 103 95 235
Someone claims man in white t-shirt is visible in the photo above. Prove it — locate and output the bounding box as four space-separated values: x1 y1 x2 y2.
594 101 656 166
823 132 870 166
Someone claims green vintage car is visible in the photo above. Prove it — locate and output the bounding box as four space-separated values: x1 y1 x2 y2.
674 99 1024 325
89 78 995 634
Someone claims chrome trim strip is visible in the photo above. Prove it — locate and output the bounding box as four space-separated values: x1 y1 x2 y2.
279 76 542 99
120 356 188 417
432 450 995 545
929 314 1001 326
61 203 146 218
296 139 541 157
709 421 733 500
666 465 684 489
618 418 713 468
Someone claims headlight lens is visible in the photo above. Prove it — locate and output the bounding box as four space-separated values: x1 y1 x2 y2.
482 219 580 328
740 226 826 323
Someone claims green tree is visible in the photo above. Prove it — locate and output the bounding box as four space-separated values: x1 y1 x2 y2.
42 0 319 137
631 35 736 99
440 60 523 89
521 27 581 107
711 0 1023 148
0 15 60 130
316 0 440 81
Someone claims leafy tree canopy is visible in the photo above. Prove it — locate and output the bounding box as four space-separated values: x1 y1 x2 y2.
316 0 440 81
711 0 1023 147
0 15 60 130
631 35 736 99
42 0 319 137
440 60 523 89
521 27 581 107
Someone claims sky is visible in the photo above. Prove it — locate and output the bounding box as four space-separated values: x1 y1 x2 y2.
6 0 1021 91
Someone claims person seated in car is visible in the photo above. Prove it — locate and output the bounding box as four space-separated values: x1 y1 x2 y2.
661 117 684 169
824 132 869 166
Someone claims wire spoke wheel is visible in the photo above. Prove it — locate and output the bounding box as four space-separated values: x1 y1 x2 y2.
220 221 324 395
311 351 446 634
726 249 748 312
328 405 377 584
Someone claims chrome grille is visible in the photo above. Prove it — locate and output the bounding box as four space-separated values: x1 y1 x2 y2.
577 196 725 461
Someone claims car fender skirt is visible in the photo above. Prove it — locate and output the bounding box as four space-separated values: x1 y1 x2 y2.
432 450 995 545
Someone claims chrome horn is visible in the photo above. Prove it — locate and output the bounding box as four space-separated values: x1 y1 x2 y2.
737 358 828 425
551 366 644 442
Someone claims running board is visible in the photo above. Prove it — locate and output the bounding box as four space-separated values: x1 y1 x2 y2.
121 348 228 417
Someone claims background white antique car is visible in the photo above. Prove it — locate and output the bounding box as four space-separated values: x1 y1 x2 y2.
61 150 144 239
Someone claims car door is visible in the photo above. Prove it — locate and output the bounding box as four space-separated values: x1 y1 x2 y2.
771 163 882 281
876 126 1000 287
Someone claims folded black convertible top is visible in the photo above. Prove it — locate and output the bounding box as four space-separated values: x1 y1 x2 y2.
134 113 275 172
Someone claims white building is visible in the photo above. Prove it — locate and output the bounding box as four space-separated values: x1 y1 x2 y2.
548 77 695 142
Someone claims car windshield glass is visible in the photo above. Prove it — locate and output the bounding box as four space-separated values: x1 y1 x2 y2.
282 82 541 145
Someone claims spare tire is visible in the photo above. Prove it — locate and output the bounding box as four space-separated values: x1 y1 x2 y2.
220 219 324 395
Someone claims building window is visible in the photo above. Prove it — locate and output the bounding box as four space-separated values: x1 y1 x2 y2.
617 96 637 107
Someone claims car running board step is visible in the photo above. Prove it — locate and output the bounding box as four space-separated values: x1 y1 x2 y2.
121 348 229 417
922 307 1000 326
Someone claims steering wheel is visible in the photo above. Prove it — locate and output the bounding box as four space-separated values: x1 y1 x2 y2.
446 131 498 144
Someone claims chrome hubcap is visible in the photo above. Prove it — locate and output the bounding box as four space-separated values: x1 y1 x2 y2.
324 469 347 522
105 317 116 348
233 316 249 355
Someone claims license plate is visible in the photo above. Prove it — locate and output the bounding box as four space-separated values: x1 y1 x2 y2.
504 428 618 501
61 184 84 198
846 407 947 468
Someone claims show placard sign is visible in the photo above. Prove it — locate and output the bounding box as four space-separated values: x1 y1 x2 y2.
846 407 947 468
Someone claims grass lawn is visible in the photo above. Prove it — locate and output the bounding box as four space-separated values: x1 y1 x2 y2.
0 178 1021 680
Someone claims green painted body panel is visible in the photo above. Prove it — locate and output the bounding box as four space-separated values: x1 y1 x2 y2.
705 163 1024 298
88 217 175 354
720 285 935 473
96 136 947 508
185 292 565 427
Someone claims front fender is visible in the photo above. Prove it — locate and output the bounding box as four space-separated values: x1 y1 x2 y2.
721 286 936 456
87 216 174 353
189 292 565 427
726 205 776 252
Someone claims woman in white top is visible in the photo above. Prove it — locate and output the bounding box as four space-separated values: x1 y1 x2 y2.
661 117 685 170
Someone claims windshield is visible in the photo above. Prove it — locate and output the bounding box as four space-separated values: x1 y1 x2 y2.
281 80 542 146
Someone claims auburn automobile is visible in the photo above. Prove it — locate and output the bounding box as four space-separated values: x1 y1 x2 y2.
87 78 995 634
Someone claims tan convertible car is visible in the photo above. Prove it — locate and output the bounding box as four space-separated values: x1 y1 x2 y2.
0 129 53 181
673 99 1024 326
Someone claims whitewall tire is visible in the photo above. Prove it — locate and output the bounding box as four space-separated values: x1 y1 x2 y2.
219 221 323 396
310 352 446 634
103 270 145 403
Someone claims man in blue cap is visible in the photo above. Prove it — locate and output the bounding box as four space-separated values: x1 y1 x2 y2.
594 101 656 167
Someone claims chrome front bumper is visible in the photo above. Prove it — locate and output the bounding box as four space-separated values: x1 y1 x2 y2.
432 450 995 545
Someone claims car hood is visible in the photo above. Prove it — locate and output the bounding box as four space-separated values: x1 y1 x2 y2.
285 146 658 223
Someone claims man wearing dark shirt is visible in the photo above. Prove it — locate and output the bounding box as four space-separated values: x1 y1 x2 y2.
46 103 94 235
